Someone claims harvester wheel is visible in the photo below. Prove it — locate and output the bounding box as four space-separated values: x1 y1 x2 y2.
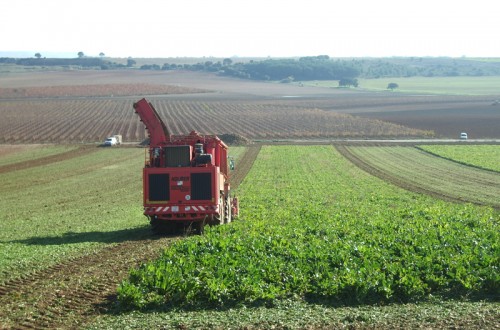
211 196 224 226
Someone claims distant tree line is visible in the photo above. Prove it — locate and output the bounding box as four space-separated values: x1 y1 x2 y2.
2 54 500 80
352 57 500 78
0 56 126 69
154 55 360 82
154 55 500 81
221 56 360 81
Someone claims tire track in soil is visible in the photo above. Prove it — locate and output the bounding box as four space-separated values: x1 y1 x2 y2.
335 145 499 210
0 235 179 329
230 144 261 189
0 145 261 329
0 145 98 174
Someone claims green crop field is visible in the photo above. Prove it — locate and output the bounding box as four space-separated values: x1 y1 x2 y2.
342 146 500 209
358 76 500 95
418 145 500 172
107 145 499 328
1 144 498 329
0 147 146 282
301 76 500 95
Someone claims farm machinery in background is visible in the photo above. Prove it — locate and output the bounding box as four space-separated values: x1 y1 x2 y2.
133 98 238 233
103 134 122 146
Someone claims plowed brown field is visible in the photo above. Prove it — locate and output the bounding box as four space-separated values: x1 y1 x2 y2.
2 70 498 143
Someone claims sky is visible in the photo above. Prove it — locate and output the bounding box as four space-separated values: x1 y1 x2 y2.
2 0 499 58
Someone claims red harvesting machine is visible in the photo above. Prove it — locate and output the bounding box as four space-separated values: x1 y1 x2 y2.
133 98 238 233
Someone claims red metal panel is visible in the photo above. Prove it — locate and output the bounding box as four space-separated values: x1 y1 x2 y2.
143 166 220 218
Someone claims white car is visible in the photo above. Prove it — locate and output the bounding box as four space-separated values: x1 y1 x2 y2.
460 132 468 140
104 137 118 146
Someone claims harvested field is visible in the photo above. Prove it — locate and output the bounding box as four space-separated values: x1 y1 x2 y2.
0 234 178 329
352 104 500 139
0 145 96 174
0 144 40 158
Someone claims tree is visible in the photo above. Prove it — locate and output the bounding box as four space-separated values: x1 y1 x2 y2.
99 52 105 58
77 51 85 58
339 78 359 87
34 53 42 59
387 82 399 90
126 58 136 67
223 58 232 66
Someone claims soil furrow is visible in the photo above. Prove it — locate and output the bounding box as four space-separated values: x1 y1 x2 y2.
0 236 177 329
0 146 98 174
230 145 261 189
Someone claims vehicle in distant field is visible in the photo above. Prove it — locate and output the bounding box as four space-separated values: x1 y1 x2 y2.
103 134 122 146
460 132 468 140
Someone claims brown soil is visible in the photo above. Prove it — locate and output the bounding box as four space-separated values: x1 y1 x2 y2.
0 83 207 99
230 145 261 189
2 71 498 144
0 235 178 329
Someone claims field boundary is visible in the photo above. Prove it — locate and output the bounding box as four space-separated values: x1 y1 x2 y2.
0 234 179 329
335 145 499 210
415 146 500 174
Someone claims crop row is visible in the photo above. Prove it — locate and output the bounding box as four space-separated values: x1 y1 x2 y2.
344 146 500 208
0 83 206 98
117 146 499 309
418 145 500 172
0 99 429 144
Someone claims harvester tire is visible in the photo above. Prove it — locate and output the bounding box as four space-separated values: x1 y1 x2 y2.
225 194 232 224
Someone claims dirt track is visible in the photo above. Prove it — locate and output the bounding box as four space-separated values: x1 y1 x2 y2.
0 146 261 329
230 145 261 189
0 146 98 174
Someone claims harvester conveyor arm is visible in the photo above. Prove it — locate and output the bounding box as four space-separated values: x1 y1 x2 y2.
133 98 170 146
